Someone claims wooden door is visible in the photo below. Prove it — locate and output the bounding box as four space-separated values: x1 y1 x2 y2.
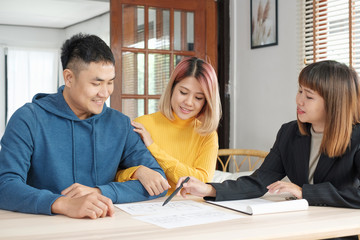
110 0 217 119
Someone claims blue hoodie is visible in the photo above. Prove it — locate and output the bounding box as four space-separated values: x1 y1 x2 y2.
0 86 166 215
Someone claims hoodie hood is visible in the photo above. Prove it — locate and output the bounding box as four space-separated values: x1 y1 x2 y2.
32 85 107 121
31 85 107 185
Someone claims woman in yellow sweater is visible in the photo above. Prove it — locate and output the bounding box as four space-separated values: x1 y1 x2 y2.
116 57 222 195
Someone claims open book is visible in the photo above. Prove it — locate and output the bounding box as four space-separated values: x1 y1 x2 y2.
206 198 309 215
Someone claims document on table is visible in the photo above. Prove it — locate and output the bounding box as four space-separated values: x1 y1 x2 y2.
115 200 243 229
116 200 212 215
207 198 309 215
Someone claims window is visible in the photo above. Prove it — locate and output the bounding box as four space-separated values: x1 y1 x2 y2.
110 0 217 120
6 48 59 122
304 0 360 72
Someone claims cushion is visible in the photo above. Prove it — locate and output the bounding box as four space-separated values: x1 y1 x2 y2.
212 170 254 183
211 170 290 183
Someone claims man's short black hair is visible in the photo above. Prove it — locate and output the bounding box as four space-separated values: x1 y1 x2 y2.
61 33 115 72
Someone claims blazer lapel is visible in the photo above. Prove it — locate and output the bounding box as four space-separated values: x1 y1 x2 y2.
313 155 336 183
293 132 311 185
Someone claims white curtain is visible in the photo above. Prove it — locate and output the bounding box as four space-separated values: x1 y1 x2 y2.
7 48 59 122
0 46 5 138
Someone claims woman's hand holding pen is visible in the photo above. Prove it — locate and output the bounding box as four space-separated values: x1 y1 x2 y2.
176 176 216 198
131 121 153 147
267 181 303 199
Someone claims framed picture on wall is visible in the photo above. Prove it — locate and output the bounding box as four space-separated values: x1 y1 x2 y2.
250 0 278 49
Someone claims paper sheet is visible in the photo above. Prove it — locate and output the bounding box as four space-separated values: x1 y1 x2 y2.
115 200 243 229
134 209 242 229
115 200 213 215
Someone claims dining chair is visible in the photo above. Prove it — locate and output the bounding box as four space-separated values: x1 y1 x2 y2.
217 149 269 172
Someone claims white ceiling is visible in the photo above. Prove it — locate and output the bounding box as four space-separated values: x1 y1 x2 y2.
0 0 110 29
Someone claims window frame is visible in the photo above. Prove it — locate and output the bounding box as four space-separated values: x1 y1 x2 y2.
304 0 360 73
110 0 217 118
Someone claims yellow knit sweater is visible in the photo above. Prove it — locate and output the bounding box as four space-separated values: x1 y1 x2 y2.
116 111 218 194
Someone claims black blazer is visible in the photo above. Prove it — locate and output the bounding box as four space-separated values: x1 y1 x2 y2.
209 121 360 208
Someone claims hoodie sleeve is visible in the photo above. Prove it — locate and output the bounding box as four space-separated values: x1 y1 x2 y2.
97 118 167 203
0 105 61 215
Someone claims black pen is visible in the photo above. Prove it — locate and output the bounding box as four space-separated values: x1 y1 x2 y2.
162 176 190 206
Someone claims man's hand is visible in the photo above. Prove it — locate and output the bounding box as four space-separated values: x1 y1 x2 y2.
133 166 170 196
61 183 101 198
51 192 114 219
176 176 216 198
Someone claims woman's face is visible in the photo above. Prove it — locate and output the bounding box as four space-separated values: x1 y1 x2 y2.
296 85 326 132
170 76 206 120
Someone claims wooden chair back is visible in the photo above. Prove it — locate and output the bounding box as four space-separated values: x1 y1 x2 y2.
217 149 269 172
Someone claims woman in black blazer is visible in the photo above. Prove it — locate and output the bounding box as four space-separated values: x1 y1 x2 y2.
177 60 360 209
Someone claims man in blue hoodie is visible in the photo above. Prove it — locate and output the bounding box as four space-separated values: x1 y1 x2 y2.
0 33 167 219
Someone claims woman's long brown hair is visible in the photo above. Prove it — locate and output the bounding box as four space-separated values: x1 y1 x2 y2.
297 60 360 157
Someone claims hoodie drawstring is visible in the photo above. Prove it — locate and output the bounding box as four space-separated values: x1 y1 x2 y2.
92 119 98 185
71 121 77 183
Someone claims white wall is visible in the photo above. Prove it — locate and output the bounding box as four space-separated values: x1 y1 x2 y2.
0 25 64 49
229 0 303 152
65 13 110 45
0 13 110 48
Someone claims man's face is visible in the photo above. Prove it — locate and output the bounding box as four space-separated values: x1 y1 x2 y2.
63 61 115 120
